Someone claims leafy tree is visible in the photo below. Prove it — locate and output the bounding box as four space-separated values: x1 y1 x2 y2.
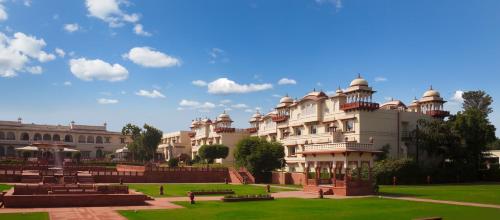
198 144 229 164
72 152 82 165
462 90 493 115
375 144 391 161
120 123 163 162
122 123 142 140
168 158 179 167
234 137 285 181
488 139 500 150
142 124 163 161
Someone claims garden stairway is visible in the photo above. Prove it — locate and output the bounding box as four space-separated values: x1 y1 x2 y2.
228 168 255 184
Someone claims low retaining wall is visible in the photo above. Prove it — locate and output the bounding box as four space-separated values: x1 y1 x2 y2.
3 193 147 208
93 170 228 183
271 172 305 185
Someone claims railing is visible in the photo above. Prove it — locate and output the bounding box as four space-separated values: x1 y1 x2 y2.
340 102 379 111
213 127 236 133
246 127 258 133
300 142 374 153
426 110 450 118
272 115 289 123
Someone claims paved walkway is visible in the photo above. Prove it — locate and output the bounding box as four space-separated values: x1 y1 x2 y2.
380 196 500 209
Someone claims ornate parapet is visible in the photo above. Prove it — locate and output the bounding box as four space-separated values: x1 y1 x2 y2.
426 110 450 118
272 115 289 123
214 127 236 133
340 102 379 112
246 127 258 133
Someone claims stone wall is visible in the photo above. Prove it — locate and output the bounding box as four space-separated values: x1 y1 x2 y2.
271 172 305 185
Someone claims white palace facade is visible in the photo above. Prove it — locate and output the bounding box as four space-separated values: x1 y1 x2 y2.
247 75 448 173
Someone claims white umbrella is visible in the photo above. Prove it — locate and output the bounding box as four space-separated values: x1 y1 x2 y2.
15 146 39 151
63 148 79 152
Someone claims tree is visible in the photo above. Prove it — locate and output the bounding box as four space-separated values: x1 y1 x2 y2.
168 158 179 167
488 139 500 150
234 137 285 182
142 124 163 161
375 144 391 161
72 152 82 165
122 123 142 140
462 90 493 115
198 144 229 164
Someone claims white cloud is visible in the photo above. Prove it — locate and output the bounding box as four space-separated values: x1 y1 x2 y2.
0 3 7 21
278 78 297 85
26 66 42 74
209 48 228 64
220 99 231 104
451 90 464 103
374 77 388 82
63 81 72 86
55 48 65 57
272 94 282 98
133 24 151 36
192 80 207 87
85 0 140 27
69 57 128 82
123 47 180 68
135 89 165 98
179 99 216 111
97 98 118 104
244 109 253 113
23 0 32 7
207 78 273 95
0 31 55 77
231 103 248 109
64 23 79 33
315 0 343 11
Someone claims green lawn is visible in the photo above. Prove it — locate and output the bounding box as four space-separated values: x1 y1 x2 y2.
0 184 11 191
379 183 500 205
128 183 297 197
0 213 49 220
120 198 500 220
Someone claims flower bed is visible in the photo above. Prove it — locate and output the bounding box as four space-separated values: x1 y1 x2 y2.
188 189 235 195
221 194 274 202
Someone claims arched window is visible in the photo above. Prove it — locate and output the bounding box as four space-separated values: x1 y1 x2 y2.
64 135 73 143
34 133 42 141
43 134 51 141
0 132 5 140
95 149 103 158
87 136 94 143
78 135 86 143
20 133 29 141
53 134 61 141
0 146 5 157
6 146 15 156
96 136 103 144
6 132 15 140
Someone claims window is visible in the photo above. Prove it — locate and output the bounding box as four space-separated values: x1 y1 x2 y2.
120 138 125 144
53 134 61 142
294 127 302 136
0 132 5 140
105 137 111 143
86 136 94 143
34 133 42 141
288 146 296 156
301 102 315 116
81 151 91 158
345 119 355 132
21 133 29 141
6 132 16 140
42 134 51 141
95 149 103 158
96 136 103 144
309 125 317 134
0 146 4 156
64 135 73 142
78 135 86 143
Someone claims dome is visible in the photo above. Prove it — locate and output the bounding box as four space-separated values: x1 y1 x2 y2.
280 95 293 103
423 86 441 97
252 111 262 118
218 111 230 119
349 74 369 87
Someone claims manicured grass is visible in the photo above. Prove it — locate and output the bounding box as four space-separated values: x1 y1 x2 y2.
0 212 49 220
0 184 11 191
128 183 297 197
269 184 303 189
120 198 500 220
379 183 500 205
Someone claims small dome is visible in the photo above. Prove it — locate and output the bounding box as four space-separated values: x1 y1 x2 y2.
252 111 262 118
218 111 230 119
280 95 293 103
423 86 441 98
336 87 343 94
350 74 369 87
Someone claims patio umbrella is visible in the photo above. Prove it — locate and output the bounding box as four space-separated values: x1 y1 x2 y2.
15 146 39 151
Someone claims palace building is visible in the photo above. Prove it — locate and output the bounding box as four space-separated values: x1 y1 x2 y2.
157 131 193 161
0 119 128 160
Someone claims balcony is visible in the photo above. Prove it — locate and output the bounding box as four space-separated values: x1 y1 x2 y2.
214 127 236 133
340 102 379 112
426 110 450 118
246 127 258 133
298 142 376 155
272 115 289 123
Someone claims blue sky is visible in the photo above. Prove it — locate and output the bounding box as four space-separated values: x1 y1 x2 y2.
0 0 499 136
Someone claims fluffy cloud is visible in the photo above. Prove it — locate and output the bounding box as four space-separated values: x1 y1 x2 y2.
97 98 118 104
220 99 231 104
192 80 207 87
244 109 254 113
64 23 80 33
209 48 228 64
451 90 464 103
179 99 216 111
85 0 140 27
69 58 128 82
0 3 7 21
123 47 180 68
0 32 55 77
374 77 388 82
207 78 273 95
63 81 72 86
133 24 151 36
55 48 65 57
135 89 165 98
278 78 297 85
231 103 248 109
